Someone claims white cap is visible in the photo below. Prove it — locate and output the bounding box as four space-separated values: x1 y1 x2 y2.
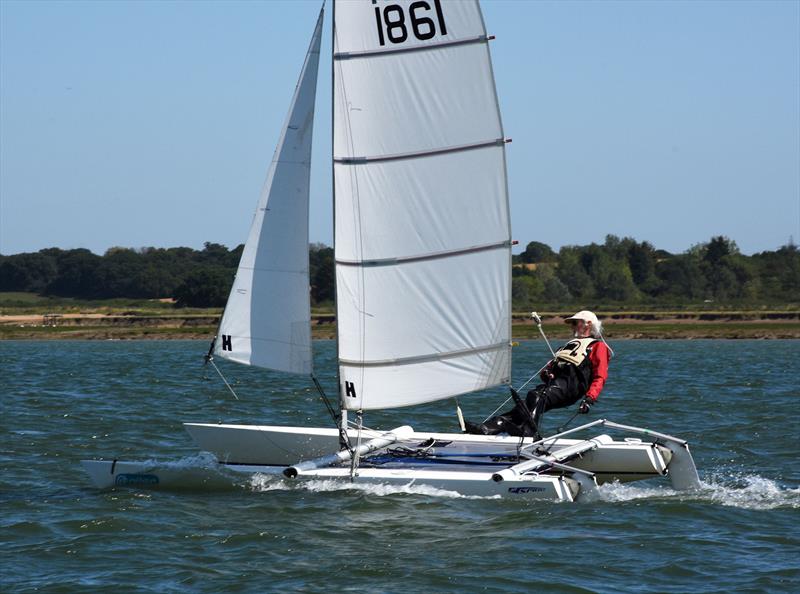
564 310 599 327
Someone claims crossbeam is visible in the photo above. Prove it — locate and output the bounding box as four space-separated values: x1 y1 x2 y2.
283 425 413 478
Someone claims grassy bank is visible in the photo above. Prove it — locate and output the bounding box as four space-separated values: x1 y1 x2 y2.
2 314 799 340
2 293 798 340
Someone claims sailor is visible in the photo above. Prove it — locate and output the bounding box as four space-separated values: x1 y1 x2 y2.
466 310 610 438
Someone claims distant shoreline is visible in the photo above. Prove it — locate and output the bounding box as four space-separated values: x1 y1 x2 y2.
2 312 798 340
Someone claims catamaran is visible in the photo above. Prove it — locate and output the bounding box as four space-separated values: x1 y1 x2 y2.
82 1 700 501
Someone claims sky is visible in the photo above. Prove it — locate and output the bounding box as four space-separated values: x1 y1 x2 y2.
1 0 798 257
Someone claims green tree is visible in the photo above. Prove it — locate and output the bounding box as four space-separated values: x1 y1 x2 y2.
518 241 556 263
0 251 58 292
174 267 233 307
309 243 335 305
753 241 800 301
626 240 659 293
703 236 739 265
44 249 103 298
655 254 707 300
697 237 751 300
556 248 594 299
564 241 639 302
512 275 544 309
545 278 570 302
199 242 232 266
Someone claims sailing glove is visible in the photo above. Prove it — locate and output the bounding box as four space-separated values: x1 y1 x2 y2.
578 398 593 414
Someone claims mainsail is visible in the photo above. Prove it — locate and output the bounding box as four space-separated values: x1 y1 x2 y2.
214 9 324 374
333 0 512 409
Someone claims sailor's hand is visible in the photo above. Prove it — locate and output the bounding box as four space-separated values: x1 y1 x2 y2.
578 399 593 414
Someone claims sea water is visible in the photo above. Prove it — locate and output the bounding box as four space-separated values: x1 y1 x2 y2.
1 340 798 592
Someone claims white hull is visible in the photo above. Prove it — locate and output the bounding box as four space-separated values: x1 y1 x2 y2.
183 422 674 484
81 419 700 502
80 458 583 501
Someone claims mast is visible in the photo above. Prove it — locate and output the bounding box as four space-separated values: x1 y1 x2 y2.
331 0 348 432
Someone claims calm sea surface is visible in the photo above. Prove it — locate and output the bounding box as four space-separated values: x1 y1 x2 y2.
1 339 798 593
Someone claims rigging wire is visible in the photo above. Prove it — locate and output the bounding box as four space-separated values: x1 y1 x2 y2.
203 337 240 400
312 375 353 453
530 311 556 358
312 374 339 425
349 410 364 481
555 408 583 435
205 356 240 401
482 361 549 423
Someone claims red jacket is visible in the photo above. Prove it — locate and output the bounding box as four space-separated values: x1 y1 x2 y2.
585 341 610 402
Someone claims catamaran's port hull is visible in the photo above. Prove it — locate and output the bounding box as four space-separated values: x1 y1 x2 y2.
182 423 672 485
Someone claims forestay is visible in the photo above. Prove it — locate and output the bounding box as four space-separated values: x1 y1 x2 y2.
333 0 512 409
214 9 324 374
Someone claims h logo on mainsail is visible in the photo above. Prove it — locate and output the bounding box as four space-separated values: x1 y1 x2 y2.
344 381 357 398
221 335 232 351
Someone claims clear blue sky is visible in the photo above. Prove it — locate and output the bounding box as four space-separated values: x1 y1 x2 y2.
1 0 798 256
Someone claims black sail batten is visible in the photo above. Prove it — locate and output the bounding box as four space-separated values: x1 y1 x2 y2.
334 34 488 60
336 241 511 268
334 138 506 164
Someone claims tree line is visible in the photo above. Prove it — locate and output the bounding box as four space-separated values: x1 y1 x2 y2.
1 236 797 308
0 242 333 308
512 236 798 308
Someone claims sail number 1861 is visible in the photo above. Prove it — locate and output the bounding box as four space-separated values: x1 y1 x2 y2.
373 0 448 46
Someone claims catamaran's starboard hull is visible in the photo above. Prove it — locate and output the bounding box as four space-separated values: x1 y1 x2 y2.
80 459 237 491
80 458 583 501
182 423 672 485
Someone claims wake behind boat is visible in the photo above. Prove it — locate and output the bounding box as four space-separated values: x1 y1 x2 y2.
81 0 700 502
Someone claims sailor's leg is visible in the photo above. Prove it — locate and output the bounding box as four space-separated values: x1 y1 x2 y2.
526 382 581 430
475 413 516 435
545 387 582 412
466 384 550 436
465 400 534 436
465 413 524 436
525 385 548 430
